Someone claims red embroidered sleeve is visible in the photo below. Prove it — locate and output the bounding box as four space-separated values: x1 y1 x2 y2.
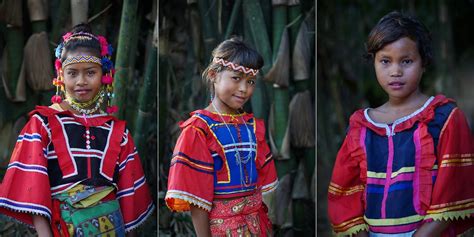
426 108 474 232
328 126 368 236
0 114 52 225
255 119 278 194
165 119 215 212
116 128 155 232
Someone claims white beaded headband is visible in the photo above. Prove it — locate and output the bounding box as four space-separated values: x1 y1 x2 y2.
213 57 259 76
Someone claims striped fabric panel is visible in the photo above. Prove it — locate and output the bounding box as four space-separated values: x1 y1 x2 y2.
170 152 214 174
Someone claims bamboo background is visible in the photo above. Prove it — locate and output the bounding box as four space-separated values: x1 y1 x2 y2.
0 0 157 235
318 0 474 236
158 0 315 236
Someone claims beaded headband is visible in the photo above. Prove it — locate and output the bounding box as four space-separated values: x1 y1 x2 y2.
62 55 103 68
213 57 259 76
52 29 117 114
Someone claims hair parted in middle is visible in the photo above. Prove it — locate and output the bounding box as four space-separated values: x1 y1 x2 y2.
365 11 433 67
202 37 264 95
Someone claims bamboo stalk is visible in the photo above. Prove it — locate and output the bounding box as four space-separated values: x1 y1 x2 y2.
71 0 89 25
50 0 70 43
242 0 272 75
89 0 111 35
125 12 143 128
271 2 290 158
196 0 217 59
134 45 157 158
223 0 242 39
3 26 25 102
112 0 139 118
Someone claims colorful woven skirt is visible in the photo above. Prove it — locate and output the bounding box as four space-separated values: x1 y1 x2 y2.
209 192 272 237
51 184 125 237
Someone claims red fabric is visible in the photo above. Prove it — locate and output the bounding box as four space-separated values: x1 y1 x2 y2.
328 95 474 235
166 110 278 212
209 191 272 236
51 199 69 237
0 113 52 225
100 120 126 181
166 117 215 211
255 119 278 193
116 129 154 231
0 106 154 232
431 108 474 236
328 124 368 233
48 114 78 178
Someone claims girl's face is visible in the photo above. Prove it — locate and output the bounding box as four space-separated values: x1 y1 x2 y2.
212 69 256 114
374 37 424 101
61 51 103 104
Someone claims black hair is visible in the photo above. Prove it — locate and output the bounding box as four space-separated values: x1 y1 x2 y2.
60 23 101 62
365 11 433 67
202 37 264 93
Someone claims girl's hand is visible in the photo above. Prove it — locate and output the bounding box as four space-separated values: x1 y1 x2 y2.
413 221 450 237
32 215 53 237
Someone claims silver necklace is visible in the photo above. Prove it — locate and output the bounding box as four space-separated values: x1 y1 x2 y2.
211 102 256 187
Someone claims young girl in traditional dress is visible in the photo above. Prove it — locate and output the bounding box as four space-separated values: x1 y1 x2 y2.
0 24 154 236
328 11 474 237
165 38 278 236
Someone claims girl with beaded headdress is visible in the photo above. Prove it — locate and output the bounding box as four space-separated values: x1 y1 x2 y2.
0 23 155 236
165 38 279 236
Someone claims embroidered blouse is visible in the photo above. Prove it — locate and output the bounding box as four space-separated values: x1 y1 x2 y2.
165 110 278 212
328 95 474 236
0 105 155 232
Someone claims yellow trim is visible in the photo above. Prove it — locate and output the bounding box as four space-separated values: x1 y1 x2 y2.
328 184 364 196
441 163 474 168
333 224 368 237
253 119 258 162
442 153 474 159
208 121 254 130
207 110 247 117
367 166 415 179
441 158 474 165
332 216 365 229
190 126 206 137
194 115 231 183
425 208 474 222
332 217 368 237
439 107 457 141
364 214 424 226
427 198 474 213
172 156 214 171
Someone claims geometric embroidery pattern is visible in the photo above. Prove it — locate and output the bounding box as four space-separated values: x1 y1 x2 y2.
213 57 259 76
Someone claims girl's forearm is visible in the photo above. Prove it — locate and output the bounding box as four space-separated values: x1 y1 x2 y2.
32 215 53 237
413 220 450 237
190 205 211 237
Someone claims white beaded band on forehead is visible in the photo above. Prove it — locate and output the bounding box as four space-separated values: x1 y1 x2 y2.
213 57 259 76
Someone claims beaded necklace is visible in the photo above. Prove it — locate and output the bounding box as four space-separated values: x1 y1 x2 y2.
211 102 256 187
65 91 105 115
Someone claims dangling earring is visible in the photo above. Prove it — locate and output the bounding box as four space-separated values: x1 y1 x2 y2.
210 92 214 102
51 59 64 104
